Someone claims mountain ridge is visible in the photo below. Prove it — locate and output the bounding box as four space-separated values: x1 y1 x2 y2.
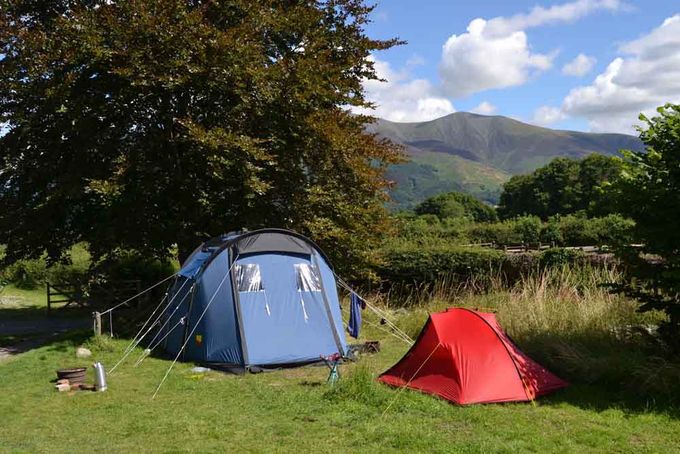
368 112 644 209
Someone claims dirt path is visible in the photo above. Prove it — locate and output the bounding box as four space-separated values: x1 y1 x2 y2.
0 317 90 361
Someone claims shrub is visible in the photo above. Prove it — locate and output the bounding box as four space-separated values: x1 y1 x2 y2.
415 191 497 222
539 248 586 268
466 216 543 246
90 250 176 288
1 259 47 289
376 244 505 286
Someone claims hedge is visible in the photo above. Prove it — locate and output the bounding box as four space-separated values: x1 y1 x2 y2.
376 245 506 284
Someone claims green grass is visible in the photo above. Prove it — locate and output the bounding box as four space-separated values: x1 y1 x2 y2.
0 283 46 309
1 266 679 452
1 322 679 450
0 284 90 321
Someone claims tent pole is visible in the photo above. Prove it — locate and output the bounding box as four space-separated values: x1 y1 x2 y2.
229 250 249 368
313 254 344 355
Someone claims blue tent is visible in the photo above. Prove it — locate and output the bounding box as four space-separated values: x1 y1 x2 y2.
160 229 347 371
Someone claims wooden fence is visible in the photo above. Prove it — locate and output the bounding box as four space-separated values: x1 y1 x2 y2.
460 242 612 254
46 279 143 314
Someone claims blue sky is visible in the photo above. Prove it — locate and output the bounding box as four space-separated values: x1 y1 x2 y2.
356 0 680 133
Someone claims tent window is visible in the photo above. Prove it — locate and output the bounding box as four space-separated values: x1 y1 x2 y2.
295 264 322 292
235 264 264 292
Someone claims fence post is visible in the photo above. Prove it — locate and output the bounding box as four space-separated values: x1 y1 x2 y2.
93 311 102 337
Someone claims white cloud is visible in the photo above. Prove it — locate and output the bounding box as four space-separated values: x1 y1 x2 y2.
532 106 567 126
562 14 680 132
439 19 554 97
471 101 498 115
483 0 624 36
438 0 622 98
353 57 455 122
562 53 597 76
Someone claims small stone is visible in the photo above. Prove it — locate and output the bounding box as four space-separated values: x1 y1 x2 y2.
75 347 92 358
55 383 71 392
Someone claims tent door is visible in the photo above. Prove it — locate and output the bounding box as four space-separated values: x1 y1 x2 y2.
235 253 340 366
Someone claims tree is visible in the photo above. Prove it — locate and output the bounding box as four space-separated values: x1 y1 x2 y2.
498 155 622 219
415 191 497 222
612 104 680 351
0 1 403 277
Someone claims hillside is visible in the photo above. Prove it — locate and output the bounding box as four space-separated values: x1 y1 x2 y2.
367 112 644 208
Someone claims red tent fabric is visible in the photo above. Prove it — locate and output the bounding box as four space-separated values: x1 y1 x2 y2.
378 308 568 404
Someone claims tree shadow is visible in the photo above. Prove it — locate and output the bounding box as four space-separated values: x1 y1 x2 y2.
1 329 91 358
514 329 680 419
541 384 680 419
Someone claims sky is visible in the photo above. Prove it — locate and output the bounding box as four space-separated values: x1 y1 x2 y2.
355 0 680 134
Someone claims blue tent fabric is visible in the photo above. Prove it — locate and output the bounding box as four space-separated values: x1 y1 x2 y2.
348 292 365 339
160 229 347 369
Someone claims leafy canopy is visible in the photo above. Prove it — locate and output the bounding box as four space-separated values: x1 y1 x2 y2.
0 0 403 276
498 154 623 219
415 191 497 223
612 104 680 351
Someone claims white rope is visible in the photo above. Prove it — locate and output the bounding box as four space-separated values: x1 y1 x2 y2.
141 282 193 353
381 342 441 417
120 290 171 357
100 272 179 315
132 285 196 367
364 301 414 344
109 279 191 374
152 255 238 399
334 274 414 344
362 317 413 346
340 305 412 345
134 316 186 367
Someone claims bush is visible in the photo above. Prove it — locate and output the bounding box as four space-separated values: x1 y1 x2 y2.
466 216 542 245
377 244 505 285
89 250 176 288
550 214 634 247
415 191 497 222
539 248 586 268
1 259 47 289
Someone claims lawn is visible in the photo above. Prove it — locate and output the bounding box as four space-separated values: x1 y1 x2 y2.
1 269 680 453
1 325 679 452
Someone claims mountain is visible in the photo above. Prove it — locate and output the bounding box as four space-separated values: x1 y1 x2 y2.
367 112 645 209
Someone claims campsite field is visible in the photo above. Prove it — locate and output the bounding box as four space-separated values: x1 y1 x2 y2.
1 270 679 453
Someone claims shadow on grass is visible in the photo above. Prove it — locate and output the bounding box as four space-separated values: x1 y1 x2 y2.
542 384 680 419
517 330 680 419
1 329 92 358
0 305 92 321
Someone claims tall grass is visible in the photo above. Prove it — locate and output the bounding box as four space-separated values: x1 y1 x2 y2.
365 264 678 402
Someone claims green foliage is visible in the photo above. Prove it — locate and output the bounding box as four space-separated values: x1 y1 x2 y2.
612 104 680 351
498 154 623 219
415 191 497 222
0 0 403 279
89 250 176 287
466 216 542 245
466 214 633 247
377 244 505 285
538 248 585 268
389 212 471 246
553 213 634 247
0 259 47 289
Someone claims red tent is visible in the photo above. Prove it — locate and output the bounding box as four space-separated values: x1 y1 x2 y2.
379 308 568 404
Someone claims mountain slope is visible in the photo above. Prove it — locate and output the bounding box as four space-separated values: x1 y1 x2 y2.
368 112 644 208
